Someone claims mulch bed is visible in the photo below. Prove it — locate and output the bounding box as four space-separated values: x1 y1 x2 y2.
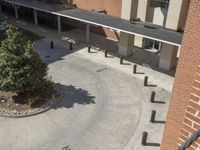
0 83 61 117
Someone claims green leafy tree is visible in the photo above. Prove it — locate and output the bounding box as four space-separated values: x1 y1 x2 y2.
0 25 48 94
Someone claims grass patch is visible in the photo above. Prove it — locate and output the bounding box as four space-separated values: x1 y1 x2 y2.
21 29 44 42
0 20 44 43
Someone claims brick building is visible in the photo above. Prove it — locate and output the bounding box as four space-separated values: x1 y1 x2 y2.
161 0 200 149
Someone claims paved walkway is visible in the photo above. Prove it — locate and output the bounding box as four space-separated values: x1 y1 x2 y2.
0 15 174 150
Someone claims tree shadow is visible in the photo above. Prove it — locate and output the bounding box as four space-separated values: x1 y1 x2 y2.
53 84 95 109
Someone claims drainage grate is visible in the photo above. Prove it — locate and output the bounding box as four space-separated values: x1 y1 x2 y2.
62 146 71 150
97 67 107 72
45 55 50 58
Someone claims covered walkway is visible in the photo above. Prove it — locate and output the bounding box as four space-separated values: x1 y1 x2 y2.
0 0 182 46
0 0 183 70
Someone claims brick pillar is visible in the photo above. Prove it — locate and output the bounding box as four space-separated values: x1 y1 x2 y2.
161 0 200 150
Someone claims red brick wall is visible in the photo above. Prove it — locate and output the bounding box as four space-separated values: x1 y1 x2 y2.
178 65 200 150
74 0 121 17
74 0 122 40
161 0 200 150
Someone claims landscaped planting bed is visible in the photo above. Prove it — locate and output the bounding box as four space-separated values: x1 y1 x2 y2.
0 23 59 117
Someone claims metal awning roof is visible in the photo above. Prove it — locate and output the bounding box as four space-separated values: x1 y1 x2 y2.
1 0 183 46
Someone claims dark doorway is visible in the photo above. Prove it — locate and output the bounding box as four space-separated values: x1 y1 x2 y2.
18 6 34 23
1 2 15 16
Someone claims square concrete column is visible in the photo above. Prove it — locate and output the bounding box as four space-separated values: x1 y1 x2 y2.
118 0 138 56
33 9 38 26
165 0 189 30
119 32 135 56
14 5 19 19
86 23 90 44
57 15 61 34
159 44 178 70
159 0 188 70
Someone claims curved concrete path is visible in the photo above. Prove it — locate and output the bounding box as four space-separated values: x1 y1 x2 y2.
0 38 171 150
0 44 142 150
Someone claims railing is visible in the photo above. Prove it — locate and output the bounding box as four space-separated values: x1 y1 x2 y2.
178 129 200 150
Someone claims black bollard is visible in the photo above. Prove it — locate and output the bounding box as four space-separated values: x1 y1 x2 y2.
105 50 108 57
150 91 156 103
120 56 123 64
142 132 148 145
88 45 91 53
133 64 137 74
50 41 54 49
150 110 156 123
69 42 73 50
144 76 148 86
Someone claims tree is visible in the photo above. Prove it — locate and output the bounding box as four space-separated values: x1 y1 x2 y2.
0 25 48 94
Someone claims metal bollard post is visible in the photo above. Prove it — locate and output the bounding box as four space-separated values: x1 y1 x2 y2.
144 76 148 86
88 45 91 53
50 41 54 49
69 42 73 50
133 64 137 74
120 56 123 64
142 131 148 145
150 110 156 123
150 91 155 103
105 50 108 57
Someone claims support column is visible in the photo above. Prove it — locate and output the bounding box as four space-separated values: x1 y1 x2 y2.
159 44 178 70
14 5 19 19
118 0 138 57
57 15 61 34
86 23 90 44
159 0 188 70
33 9 38 26
119 32 135 56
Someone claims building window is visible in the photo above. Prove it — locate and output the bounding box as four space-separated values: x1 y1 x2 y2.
150 0 169 9
148 40 162 51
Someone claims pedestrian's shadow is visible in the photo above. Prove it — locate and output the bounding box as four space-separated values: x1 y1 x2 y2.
53 84 95 109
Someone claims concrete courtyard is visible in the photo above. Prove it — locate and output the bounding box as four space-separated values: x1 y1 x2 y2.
0 16 174 150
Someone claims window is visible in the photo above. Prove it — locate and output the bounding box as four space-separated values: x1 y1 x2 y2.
148 40 162 51
150 0 169 9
